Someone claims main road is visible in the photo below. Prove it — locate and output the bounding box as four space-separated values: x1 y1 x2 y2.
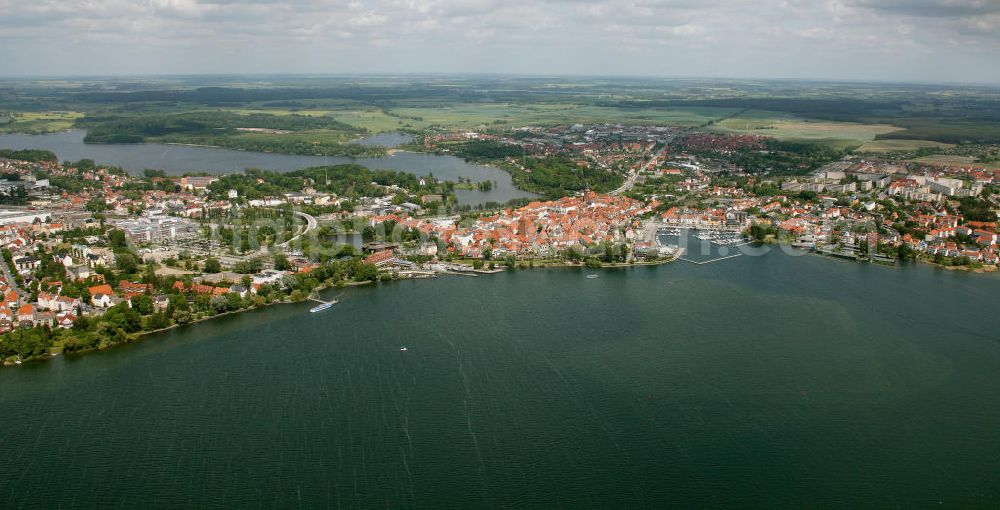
610 143 670 196
278 211 318 248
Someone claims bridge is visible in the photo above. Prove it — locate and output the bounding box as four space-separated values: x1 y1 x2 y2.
277 211 318 249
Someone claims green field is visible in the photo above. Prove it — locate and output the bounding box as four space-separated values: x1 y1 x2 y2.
387 103 739 129
711 110 902 145
909 154 1000 170
231 101 740 133
856 139 955 153
0 111 84 134
873 117 1000 144
232 103 741 132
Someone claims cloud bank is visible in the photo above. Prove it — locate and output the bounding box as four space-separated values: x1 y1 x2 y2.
0 0 998 82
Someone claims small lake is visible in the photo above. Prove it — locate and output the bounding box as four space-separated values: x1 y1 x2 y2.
0 130 534 206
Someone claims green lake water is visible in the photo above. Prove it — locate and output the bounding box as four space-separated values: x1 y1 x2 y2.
1 249 998 508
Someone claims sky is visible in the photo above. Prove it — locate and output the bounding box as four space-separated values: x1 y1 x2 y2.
1 0 999 82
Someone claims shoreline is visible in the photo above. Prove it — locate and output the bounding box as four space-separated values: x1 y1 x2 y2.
771 240 999 275
2 278 377 367
2 257 683 368
3 243 992 368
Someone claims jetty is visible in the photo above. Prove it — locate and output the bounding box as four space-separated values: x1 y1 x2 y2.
307 291 339 313
309 296 338 305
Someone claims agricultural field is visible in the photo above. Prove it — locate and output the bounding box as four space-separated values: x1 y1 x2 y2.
908 154 1000 170
711 110 903 146
0 111 84 134
856 139 955 153
385 103 740 129
873 117 1000 144
226 103 742 132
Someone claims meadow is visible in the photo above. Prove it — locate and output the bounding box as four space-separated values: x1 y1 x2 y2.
710 110 903 146
856 139 955 153
0 111 84 134
231 103 740 131
908 154 1000 170
873 117 1000 144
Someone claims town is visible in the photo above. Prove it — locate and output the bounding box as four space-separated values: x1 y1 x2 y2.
0 121 997 364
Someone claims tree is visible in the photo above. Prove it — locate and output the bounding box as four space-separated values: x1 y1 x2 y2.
172 309 193 325
107 229 128 250
273 252 292 271
232 258 263 274
132 294 154 315
143 312 171 330
101 303 142 334
352 262 379 282
203 257 222 273
115 252 139 274
85 198 107 213
224 292 244 311
168 293 189 313
898 243 915 260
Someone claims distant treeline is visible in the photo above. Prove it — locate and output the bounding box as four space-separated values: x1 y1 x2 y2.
74 110 383 156
78 111 361 143
71 86 481 106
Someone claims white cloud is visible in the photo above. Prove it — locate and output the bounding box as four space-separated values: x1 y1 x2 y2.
0 0 997 81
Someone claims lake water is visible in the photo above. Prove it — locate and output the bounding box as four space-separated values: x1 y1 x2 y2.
0 130 533 206
2 249 998 508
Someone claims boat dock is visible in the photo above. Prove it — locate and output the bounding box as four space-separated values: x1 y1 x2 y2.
307 290 340 312
309 297 338 305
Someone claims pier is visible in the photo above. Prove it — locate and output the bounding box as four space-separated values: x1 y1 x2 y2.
308 297 338 305
678 253 743 265
307 291 340 306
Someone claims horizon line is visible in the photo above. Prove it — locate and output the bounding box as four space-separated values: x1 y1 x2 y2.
1 71 998 89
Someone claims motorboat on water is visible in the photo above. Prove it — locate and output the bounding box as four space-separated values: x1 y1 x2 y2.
586 274 599 279
400 347 408 352
309 302 334 313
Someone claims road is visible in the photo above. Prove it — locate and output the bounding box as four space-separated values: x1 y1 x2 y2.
610 144 670 196
0 253 25 299
278 211 318 248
